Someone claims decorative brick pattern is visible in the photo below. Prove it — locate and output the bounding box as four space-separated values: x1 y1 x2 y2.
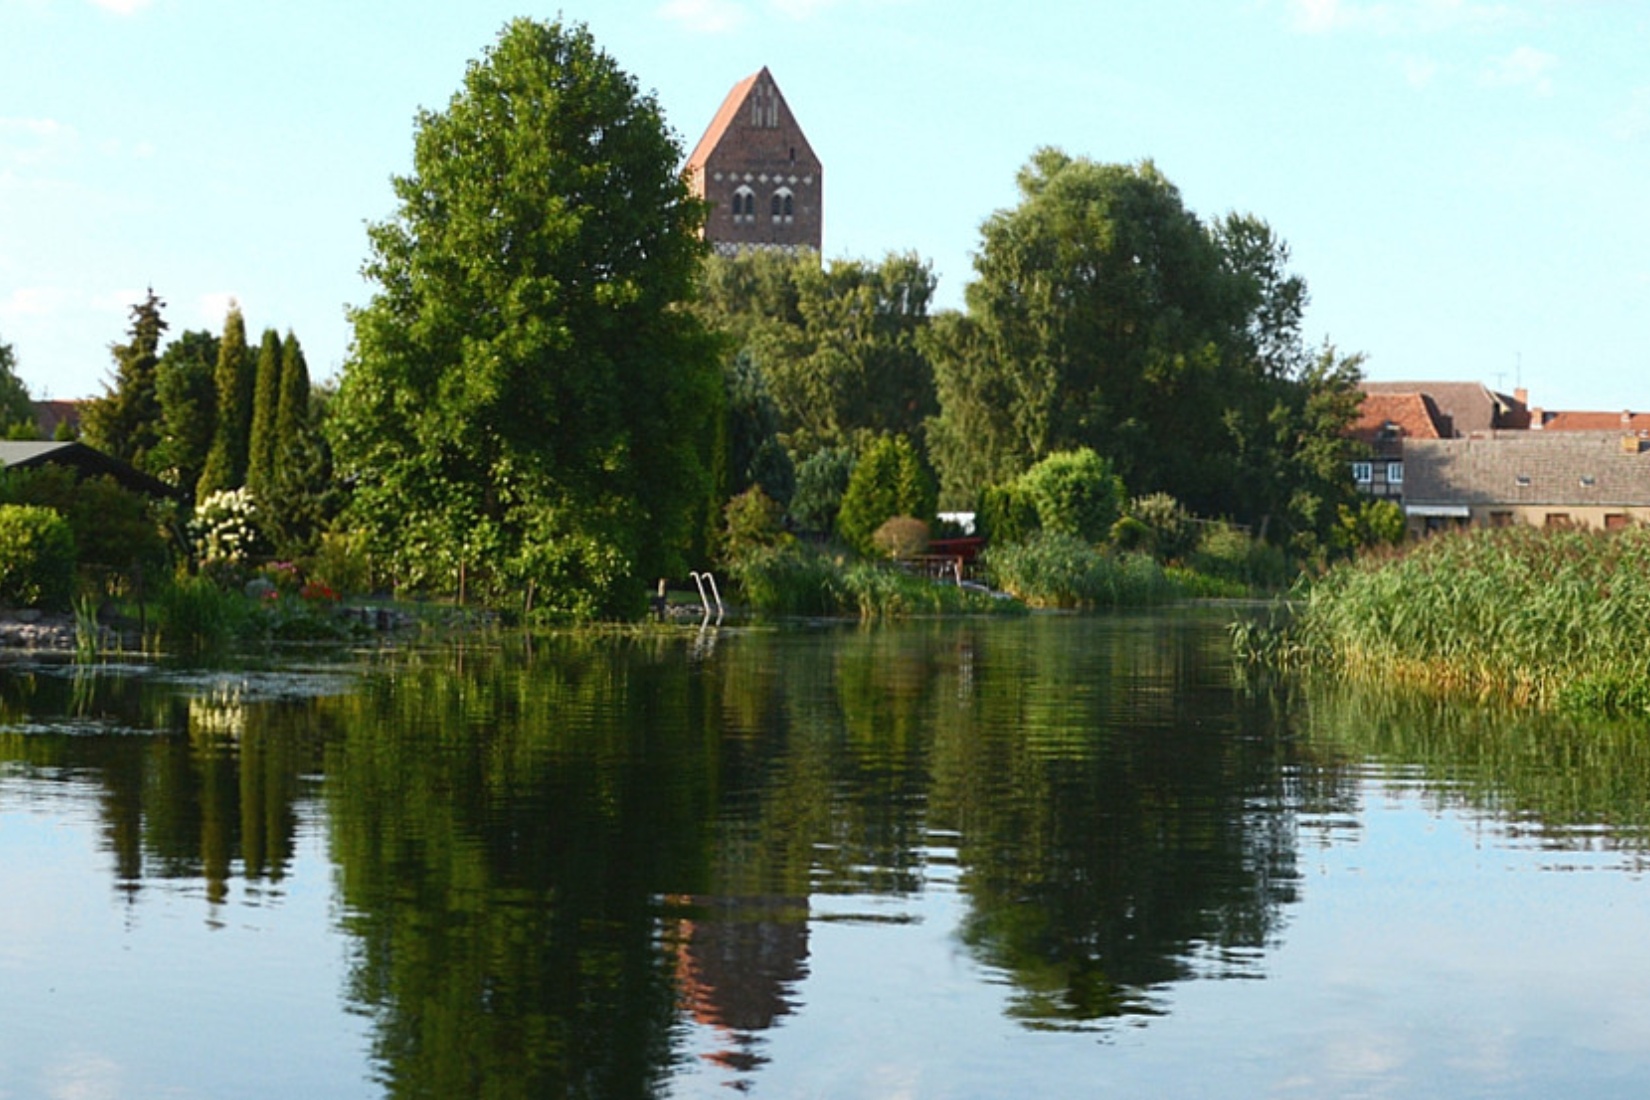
685 68 823 254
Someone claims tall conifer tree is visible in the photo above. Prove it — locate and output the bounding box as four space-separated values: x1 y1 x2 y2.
246 328 282 498
274 331 310 470
82 288 168 468
197 302 252 499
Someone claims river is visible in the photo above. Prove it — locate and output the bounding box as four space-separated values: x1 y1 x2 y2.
3 612 1650 1098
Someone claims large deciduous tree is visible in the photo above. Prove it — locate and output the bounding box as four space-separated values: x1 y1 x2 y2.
699 250 938 456
925 149 1361 551
332 18 721 618
82 288 168 468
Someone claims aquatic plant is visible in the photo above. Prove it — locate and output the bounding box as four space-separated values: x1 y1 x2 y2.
1265 526 1650 712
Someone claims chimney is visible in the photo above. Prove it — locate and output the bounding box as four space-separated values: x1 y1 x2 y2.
1625 411 1635 426
1531 407 1544 430
1514 387 1528 406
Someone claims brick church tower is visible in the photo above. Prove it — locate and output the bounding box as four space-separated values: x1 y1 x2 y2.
685 68 822 255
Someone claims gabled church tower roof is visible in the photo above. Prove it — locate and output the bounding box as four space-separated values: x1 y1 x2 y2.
686 68 822 255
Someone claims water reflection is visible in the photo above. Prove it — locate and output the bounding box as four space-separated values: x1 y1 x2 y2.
0 666 327 918
7 619 1650 1097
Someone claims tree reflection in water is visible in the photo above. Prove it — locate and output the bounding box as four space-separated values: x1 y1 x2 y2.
0 618 1390 1095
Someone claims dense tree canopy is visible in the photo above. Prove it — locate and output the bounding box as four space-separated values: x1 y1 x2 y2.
332 17 721 618
699 250 937 455
924 150 1362 550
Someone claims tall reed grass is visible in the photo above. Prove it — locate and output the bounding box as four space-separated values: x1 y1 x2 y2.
1261 526 1650 712
728 543 1013 619
152 574 251 658
983 532 1174 609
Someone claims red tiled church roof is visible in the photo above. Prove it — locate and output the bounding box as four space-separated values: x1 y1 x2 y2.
685 70 764 173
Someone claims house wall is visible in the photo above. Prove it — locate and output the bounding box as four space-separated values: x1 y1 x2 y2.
1407 504 1650 537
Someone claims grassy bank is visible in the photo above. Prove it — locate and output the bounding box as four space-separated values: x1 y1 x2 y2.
1237 526 1650 712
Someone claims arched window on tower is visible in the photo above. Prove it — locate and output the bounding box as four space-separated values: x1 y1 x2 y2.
772 187 794 224
732 185 755 223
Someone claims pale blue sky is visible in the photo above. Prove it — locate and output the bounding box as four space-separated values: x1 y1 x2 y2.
2 0 1646 413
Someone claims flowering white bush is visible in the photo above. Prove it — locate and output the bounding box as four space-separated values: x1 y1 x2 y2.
192 488 260 564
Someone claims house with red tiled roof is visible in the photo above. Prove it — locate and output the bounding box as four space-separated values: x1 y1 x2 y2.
1360 381 1531 436
685 68 822 256
1348 391 1448 501
1530 408 1650 432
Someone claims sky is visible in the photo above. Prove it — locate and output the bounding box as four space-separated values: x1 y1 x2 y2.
2 0 1646 413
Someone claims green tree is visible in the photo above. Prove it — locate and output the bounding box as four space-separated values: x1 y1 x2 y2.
81 288 168 468
245 328 282 499
788 444 853 535
197 302 253 499
0 335 34 437
700 250 937 454
924 149 1356 546
274 332 310 470
332 18 722 618
152 330 220 501
836 434 935 554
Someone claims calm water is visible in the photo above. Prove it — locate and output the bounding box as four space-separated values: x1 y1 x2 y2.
5 613 1650 1098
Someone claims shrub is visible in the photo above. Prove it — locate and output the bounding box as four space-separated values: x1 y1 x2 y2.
0 505 75 610
192 488 264 566
311 529 373 595
1188 521 1290 589
978 480 1038 545
1127 492 1197 562
871 516 929 560
1018 448 1124 543
721 486 791 567
0 466 170 586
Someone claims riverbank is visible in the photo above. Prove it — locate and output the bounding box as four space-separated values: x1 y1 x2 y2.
1237 526 1650 714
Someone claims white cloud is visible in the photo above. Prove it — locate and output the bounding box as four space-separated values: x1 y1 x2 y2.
657 0 747 33
1396 52 1442 88
769 0 838 17
1480 45 1556 96
1286 0 1521 35
0 117 78 167
1609 87 1650 142
0 286 72 318
87 0 152 14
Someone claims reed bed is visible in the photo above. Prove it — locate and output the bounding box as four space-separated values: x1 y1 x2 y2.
1262 526 1650 712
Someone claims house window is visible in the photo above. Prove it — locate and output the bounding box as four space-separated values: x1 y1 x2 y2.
1606 513 1630 531
1489 511 1513 528
1387 462 1403 486
1351 461 1373 484
1544 513 1572 529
